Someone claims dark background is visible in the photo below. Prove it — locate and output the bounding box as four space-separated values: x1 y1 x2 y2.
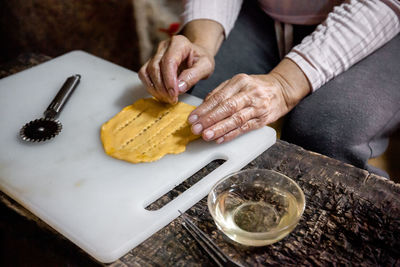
0 0 142 71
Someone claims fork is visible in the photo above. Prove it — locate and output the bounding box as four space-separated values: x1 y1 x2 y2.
179 211 243 267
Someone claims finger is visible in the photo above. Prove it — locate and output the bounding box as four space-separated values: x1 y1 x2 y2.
139 61 153 88
189 82 244 133
196 91 254 133
190 74 251 121
189 80 244 135
148 44 170 102
139 61 163 101
177 56 214 93
147 42 171 103
202 107 256 141
187 80 229 126
139 60 161 99
216 117 264 144
204 80 229 102
160 36 191 97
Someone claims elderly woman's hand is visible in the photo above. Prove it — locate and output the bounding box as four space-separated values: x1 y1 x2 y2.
138 35 215 104
187 74 287 143
188 58 311 143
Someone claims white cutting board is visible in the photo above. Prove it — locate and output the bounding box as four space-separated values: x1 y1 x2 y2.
0 51 276 263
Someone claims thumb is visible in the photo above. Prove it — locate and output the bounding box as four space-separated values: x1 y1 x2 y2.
177 58 214 93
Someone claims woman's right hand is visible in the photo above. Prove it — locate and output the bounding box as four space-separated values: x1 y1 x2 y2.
138 35 215 104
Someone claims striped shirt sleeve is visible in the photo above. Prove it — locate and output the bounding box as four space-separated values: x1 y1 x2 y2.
181 0 243 37
286 0 400 91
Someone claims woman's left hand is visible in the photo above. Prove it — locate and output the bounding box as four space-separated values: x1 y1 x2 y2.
187 73 294 143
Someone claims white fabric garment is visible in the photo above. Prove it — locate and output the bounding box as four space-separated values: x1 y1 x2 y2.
182 0 400 91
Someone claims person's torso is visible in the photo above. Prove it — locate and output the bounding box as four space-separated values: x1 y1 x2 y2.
258 0 345 25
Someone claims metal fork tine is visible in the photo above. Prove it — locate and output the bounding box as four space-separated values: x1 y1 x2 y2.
179 212 229 262
181 220 225 267
182 216 228 261
178 211 244 267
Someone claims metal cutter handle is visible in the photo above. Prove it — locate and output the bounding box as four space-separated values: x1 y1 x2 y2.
44 74 81 119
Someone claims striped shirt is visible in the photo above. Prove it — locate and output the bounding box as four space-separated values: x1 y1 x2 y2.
182 0 400 91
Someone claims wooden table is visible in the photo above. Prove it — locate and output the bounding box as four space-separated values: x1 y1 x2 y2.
1 55 399 266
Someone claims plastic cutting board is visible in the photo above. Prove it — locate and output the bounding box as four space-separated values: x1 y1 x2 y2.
0 51 276 263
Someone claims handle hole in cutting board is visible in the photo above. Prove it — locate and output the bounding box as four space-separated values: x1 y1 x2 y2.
145 159 226 211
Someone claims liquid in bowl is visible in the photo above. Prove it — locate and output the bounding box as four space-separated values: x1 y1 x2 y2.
208 170 305 246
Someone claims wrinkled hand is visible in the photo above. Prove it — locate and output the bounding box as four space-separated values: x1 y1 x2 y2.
138 35 215 104
188 73 293 143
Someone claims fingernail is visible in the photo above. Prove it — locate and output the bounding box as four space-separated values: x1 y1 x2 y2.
188 114 198 124
192 123 203 134
216 137 224 144
204 130 214 139
178 80 187 93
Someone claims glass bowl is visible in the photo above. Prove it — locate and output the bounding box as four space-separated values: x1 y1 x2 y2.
207 169 305 246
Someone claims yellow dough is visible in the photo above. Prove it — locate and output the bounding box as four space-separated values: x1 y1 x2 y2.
101 98 199 163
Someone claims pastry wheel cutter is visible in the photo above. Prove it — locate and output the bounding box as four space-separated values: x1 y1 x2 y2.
20 74 81 142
